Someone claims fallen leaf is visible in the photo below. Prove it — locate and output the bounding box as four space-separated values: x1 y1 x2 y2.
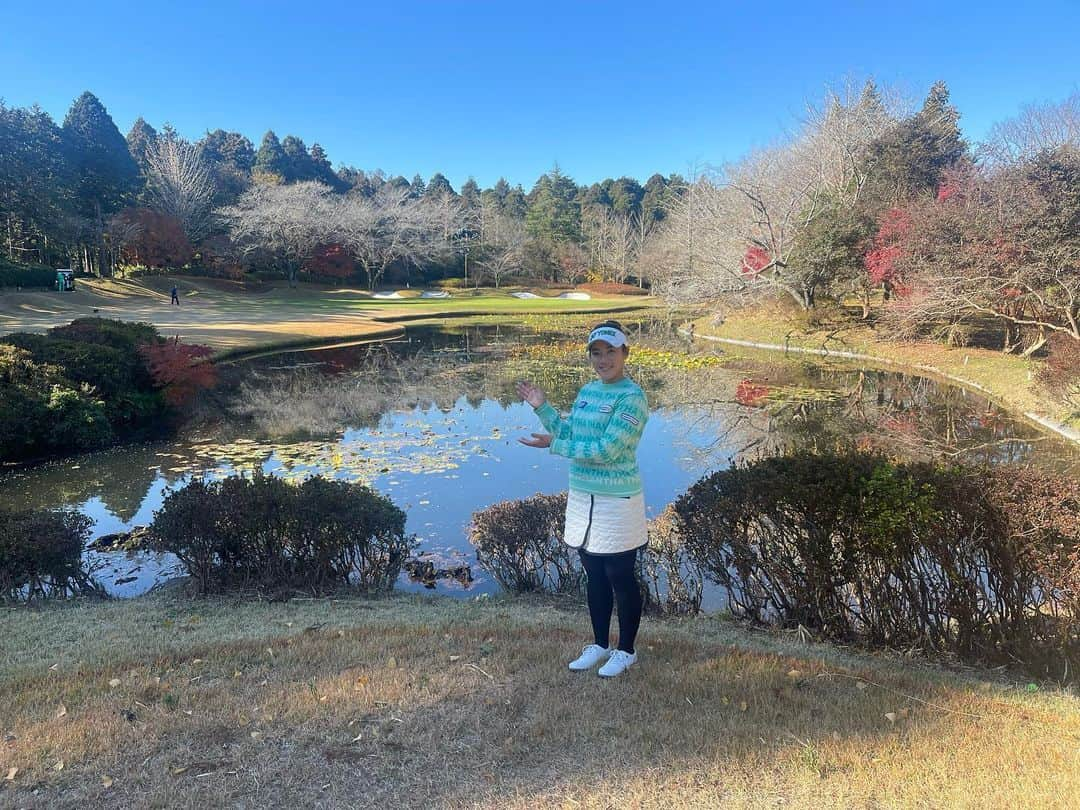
109 678 122 688
171 766 189 776
884 712 897 724
4 767 17 781
786 669 802 680
250 731 262 740
55 704 68 719
720 696 730 706
233 670 243 678
387 657 397 669
856 681 869 690
192 659 204 665
739 701 748 712
54 760 64 771
449 655 461 662
101 775 114 788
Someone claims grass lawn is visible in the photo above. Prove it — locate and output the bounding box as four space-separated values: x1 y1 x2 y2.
0 277 656 356
693 306 1080 434
2 591 1077 809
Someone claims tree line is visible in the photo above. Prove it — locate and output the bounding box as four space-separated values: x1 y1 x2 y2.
1 84 1078 355
651 81 1079 355
0 91 682 287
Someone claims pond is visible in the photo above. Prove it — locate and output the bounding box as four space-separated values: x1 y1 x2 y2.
1 317 1077 599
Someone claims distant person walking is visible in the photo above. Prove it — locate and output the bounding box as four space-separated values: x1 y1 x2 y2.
516 320 649 678
170 285 180 306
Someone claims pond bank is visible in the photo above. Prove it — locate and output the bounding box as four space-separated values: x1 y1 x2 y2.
2 589 1076 808
690 311 1080 450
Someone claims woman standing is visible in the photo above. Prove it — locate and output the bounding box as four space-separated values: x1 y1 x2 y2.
516 320 649 678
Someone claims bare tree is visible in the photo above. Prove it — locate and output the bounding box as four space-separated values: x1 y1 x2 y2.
981 92 1080 165
886 151 1080 354
653 81 903 309
475 214 525 287
217 181 338 287
338 186 449 290
145 133 217 240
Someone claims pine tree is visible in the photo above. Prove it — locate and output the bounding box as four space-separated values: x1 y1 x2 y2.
253 131 288 183
425 172 456 198
281 135 316 183
125 117 158 174
410 173 426 197
62 91 139 222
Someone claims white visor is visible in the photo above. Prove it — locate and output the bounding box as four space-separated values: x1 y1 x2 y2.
587 325 628 348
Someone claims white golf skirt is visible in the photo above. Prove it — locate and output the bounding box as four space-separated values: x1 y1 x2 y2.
564 489 648 555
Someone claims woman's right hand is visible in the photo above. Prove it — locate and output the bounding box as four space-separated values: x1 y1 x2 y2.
515 380 546 409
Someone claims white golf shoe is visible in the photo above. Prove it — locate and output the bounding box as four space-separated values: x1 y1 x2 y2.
597 649 637 678
568 644 611 671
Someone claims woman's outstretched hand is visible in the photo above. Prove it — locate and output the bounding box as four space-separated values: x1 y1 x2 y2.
518 432 552 449
515 380 546 409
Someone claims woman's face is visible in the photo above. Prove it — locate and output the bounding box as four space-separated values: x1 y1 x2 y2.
588 341 627 383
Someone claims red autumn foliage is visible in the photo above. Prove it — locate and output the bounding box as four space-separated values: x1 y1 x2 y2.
735 379 770 407
116 208 195 268
863 208 913 291
936 182 959 202
740 246 771 276
138 338 217 406
303 243 355 279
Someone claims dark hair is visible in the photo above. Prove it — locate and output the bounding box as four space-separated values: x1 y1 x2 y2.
591 319 626 333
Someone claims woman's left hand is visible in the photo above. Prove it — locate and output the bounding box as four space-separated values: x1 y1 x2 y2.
518 432 552 449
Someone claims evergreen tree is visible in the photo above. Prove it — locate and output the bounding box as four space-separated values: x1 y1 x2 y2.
525 165 581 243
199 129 255 205
309 143 344 190
608 176 644 217
281 134 316 183
502 184 528 219
460 177 481 208
861 81 968 204
253 130 288 182
125 117 158 174
425 172 456 198
0 102 70 263
62 91 139 222
410 173 426 197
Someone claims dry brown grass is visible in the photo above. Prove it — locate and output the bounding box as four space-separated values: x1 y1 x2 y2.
2 591 1077 809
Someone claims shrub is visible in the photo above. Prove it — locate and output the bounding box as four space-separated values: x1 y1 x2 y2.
0 508 99 602
432 278 468 289
150 472 413 595
672 452 1080 679
470 493 701 614
0 261 57 289
3 332 150 398
0 344 114 459
575 282 649 296
48 318 161 354
469 492 584 594
2 329 167 429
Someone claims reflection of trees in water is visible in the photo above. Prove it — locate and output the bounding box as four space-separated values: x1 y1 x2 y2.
0 444 173 519
645 359 1069 472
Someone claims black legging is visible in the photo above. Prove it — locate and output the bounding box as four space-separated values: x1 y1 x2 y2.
578 547 642 654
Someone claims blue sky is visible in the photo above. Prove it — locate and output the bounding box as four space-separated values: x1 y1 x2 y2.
2 1 1078 190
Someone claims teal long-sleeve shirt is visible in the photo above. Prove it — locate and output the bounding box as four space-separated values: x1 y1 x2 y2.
532 376 648 496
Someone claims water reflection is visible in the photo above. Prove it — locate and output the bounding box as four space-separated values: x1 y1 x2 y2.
0 322 1075 598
